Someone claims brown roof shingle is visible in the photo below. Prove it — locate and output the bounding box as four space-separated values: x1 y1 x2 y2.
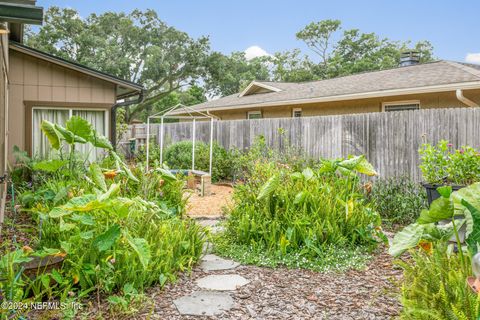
183 61 480 113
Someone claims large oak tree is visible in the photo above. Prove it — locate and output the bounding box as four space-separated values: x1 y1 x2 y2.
26 7 210 122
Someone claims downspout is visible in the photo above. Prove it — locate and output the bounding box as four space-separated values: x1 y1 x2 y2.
456 89 479 108
110 89 145 150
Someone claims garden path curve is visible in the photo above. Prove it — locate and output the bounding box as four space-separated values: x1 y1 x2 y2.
150 218 402 319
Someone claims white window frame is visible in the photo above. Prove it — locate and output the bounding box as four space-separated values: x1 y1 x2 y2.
32 106 109 147
292 108 302 118
382 100 420 112
247 110 262 119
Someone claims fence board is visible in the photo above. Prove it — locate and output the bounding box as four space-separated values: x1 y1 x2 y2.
122 108 480 181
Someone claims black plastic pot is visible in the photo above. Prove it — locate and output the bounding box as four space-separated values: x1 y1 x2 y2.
422 183 464 205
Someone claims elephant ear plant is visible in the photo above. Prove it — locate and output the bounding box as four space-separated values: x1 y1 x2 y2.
389 183 480 319
40 116 137 181
389 182 480 258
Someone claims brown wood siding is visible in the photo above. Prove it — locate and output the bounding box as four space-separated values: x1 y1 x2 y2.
8 50 117 160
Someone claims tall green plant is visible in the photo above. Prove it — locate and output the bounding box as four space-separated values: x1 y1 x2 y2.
221 155 383 261
390 183 480 319
40 117 137 181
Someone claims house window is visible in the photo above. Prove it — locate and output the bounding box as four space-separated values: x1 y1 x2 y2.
292 108 302 118
383 100 420 112
32 107 108 161
247 110 262 119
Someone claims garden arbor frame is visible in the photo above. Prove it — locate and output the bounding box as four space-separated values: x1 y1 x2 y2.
145 104 217 174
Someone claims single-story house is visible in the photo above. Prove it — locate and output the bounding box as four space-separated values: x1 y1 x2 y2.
172 53 480 120
0 0 143 165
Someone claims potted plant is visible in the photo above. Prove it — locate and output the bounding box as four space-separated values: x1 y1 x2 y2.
419 140 480 205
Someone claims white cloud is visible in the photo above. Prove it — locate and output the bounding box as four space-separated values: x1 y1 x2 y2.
465 53 480 64
244 45 271 60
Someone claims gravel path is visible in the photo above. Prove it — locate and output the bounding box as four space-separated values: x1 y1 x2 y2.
143 248 402 320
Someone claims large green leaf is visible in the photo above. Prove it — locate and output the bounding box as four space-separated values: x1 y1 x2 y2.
463 199 480 254
353 156 378 176
98 183 120 202
388 223 425 256
33 159 68 172
302 168 314 181
93 224 121 252
54 124 74 143
452 183 480 238
156 168 177 181
111 151 138 182
89 131 113 150
417 197 454 224
40 120 61 150
89 163 107 192
257 174 280 201
338 156 364 170
122 230 151 269
66 116 93 140
339 155 377 176
49 206 71 218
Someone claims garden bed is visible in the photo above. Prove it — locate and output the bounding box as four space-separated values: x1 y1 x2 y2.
75 248 402 319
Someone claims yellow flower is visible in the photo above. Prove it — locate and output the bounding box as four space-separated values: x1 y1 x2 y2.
22 245 33 253
418 241 433 254
104 171 117 180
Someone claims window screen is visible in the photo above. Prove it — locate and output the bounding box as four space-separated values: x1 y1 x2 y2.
384 103 420 112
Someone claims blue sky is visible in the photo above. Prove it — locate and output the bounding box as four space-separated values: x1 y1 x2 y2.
36 0 480 64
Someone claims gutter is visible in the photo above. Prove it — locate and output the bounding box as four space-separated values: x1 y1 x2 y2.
111 90 145 150
456 89 479 108
169 81 480 115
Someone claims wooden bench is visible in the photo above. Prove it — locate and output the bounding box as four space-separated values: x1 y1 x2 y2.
171 169 212 196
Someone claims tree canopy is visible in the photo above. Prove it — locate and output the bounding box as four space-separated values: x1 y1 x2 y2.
27 9 436 118
27 7 210 122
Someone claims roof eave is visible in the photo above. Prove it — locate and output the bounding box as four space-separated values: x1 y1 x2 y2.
177 81 480 114
0 2 43 25
9 42 144 96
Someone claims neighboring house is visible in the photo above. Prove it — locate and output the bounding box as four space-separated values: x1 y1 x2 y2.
173 53 480 120
0 0 143 165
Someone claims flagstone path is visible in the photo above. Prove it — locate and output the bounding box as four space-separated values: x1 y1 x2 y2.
149 218 403 319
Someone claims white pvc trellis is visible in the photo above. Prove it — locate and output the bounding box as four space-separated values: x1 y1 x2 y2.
145 104 217 174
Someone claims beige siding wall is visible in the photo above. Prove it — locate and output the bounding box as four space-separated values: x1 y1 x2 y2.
8 50 117 160
212 89 480 120
0 33 8 177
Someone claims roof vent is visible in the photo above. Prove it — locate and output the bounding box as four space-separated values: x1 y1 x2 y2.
399 51 420 67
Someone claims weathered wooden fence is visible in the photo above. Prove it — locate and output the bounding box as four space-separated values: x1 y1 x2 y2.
122 108 480 180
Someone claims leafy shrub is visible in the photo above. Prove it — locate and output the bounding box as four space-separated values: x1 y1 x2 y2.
218 154 384 266
419 140 480 185
142 141 234 182
230 135 318 181
368 176 427 228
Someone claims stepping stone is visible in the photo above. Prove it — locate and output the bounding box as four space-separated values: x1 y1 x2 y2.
196 274 250 291
200 254 239 271
196 219 224 234
173 291 234 316
202 241 213 254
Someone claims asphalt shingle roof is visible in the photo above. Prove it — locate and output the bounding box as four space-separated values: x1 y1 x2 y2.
184 61 480 112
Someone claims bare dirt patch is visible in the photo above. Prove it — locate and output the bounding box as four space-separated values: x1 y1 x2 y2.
186 184 233 218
